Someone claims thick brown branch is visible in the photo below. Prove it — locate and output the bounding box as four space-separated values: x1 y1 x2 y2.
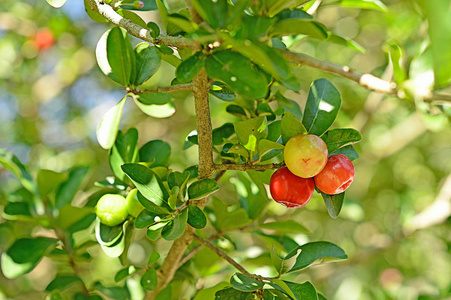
86 0 199 50
134 83 194 94
192 234 254 278
213 162 285 171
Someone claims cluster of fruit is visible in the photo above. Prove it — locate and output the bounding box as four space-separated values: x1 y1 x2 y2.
96 189 144 227
270 134 355 208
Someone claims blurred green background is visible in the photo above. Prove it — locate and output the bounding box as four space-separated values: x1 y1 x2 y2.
0 0 450 299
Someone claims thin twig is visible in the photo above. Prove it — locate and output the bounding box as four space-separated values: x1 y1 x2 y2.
213 162 285 171
133 83 194 94
86 0 199 50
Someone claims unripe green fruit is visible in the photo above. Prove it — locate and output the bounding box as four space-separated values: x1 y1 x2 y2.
96 194 128 226
284 134 328 178
125 188 145 218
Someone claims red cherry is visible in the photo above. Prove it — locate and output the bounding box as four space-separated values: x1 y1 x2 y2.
314 154 355 195
269 167 315 208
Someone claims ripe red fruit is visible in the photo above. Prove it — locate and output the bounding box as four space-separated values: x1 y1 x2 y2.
284 134 328 178
269 167 315 208
314 154 355 195
34 28 54 51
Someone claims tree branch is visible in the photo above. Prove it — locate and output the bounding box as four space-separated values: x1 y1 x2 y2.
133 83 194 94
86 0 199 50
213 162 285 171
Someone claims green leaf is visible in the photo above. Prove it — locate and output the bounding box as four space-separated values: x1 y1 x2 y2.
93 282 130 300
109 128 139 183
415 0 451 87
188 178 220 200
205 50 269 98
137 191 172 214
176 52 204 83
136 93 172 105
134 98 176 118
318 293 327 300
120 10 148 28
190 0 228 29
167 171 190 191
187 205 207 229
230 273 264 292
55 166 90 210
139 140 171 167
321 192 345 219
95 219 123 246
330 145 359 161
275 92 303 119
147 22 160 39
385 42 406 84
46 275 82 292
271 247 302 275
100 222 129 258
1 237 58 278
258 139 284 157
115 265 142 282
74 293 103 300
210 82 236 102
340 0 387 12
267 279 296 299
0 149 36 193
122 164 169 205
147 251 160 265
259 220 311 235
161 208 188 240
141 268 158 290
135 210 158 229
211 197 251 231
267 0 312 16
215 287 256 300
302 79 341 136
46 0 66 8
225 143 250 160
267 120 281 142
3 202 32 218
97 97 127 149
146 226 164 240
327 34 365 53
233 172 269 220
321 128 362 153
283 281 318 300
56 205 95 231
212 123 235 145
281 112 307 144
287 241 347 272
234 117 268 152
270 19 329 40
37 169 67 198
133 43 161 86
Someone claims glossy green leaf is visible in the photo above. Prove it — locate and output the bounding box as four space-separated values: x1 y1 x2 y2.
147 22 160 39
95 219 123 246
321 128 362 153
287 241 347 272
281 112 307 144
134 98 176 118
46 275 82 292
275 92 303 119
55 166 89 209
225 143 250 160
176 52 204 83
210 82 236 102
93 281 131 300
146 226 164 240
100 224 127 258
212 123 235 145
205 50 269 98
385 42 406 84
234 117 268 151
109 128 139 183
139 140 171 167
230 273 264 292
302 79 342 136
135 210 158 229
133 43 161 86
122 163 169 205
56 205 95 231
114 265 142 282
97 97 127 149
283 281 317 300
318 293 327 300
270 19 328 40
46 0 66 8
190 0 228 29
188 178 220 200
260 220 311 235
136 192 171 214
321 192 345 219
1 237 58 279
3 202 32 218
120 10 148 28
330 145 359 161
267 279 296 299
271 247 302 275
37 169 67 197
215 287 256 300
161 208 188 240
267 120 281 142
0 149 36 193
187 205 207 229
147 251 160 265
340 0 387 12
136 93 172 105
167 171 190 192
267 0 312 16
258 139 284 157
141 268 158 290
